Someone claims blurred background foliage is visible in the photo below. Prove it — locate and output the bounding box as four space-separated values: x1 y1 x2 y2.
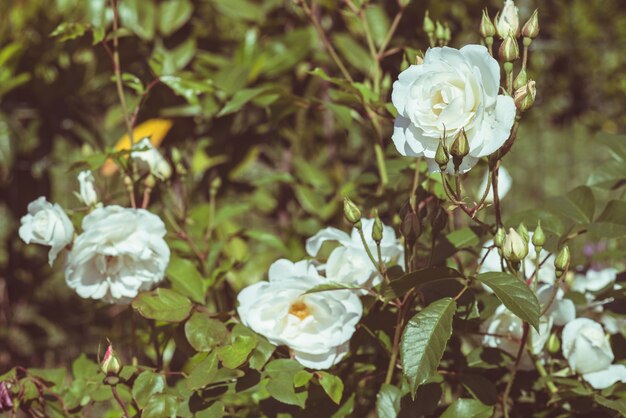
0 0 625 381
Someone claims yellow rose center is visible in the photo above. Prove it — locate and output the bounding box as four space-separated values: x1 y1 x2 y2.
288 301 310 320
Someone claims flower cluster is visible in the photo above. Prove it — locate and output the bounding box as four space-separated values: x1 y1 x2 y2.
19 143 171 304
237 218 403 369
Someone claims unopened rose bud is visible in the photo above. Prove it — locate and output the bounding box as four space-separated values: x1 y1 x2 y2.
514 80 536 112
517 223 529 243
210 177 222 195
423 11 435 34
532 222 545 249
521 9 539 39
499 34 519 62
101 343 123 377
494 228 506 248
502 228 528 262
554 245 570 275
435 140 449 170
343 197 361 225
513 68 527 90
372 210 383 243
546 332 560 354
443 23 451 43
401 211 422 245
435 21 446 44
480 9 496 38
450 129 469 170
431 207 448 235
496 0 520 39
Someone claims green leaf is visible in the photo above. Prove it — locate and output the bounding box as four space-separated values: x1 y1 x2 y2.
440 399 493 418
365 5 391 48
401 298 456 397
547 186 595 224
142 393 179 418
50 22 88 42
476 272 540 331
118 0 156 40
595 395 626 415
459 373 497 406
160 75 212 104
248 337 276 370
318 372 343 404
186 352 219 390
132 370 165 409
28 368 66 387
590 200 626 238
72 353 99 379
375 384 402 418
166 257 205 304
159 0 193 36
196 401 224 418
294 370 313 388
304 282 363 294
331 393 356 418
217 87 274 117
217 325 258 368
266 377 307 408
334 33 373 75
132 288 193 323
184 312 229 352
265 359 304 374
385 267 463 301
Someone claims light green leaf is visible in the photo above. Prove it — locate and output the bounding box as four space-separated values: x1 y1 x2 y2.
50 22 88 42
375 383 402 418
184 312 229 352
477 272 540 331
132 288 193 323
266 377 307 408
166 257 205 304
440 398 493 418
141 393 178 418
217 325 258 368
196 401 224 418
318 372 343 404
159 0 193 36
400 298 456 397
334 33 373 75
132 370 165 409
217 87 274 116
186 352 219 390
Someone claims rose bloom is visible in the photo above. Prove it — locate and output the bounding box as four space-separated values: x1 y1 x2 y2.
306 218 403 291
391 45 516 173
19 196 75 265
65 205 170 304
77 170 99 206
237 259 363 369
562 318 626 389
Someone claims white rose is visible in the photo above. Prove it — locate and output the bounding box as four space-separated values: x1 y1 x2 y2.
571 268 617 294
496 0 520 39
306 218 403 290
19 197 74 265
131 137 172 180
562 318 613 374
237 258 363 369
391 45 516 173
479 232 556 286
77 170 99 206
64 205 170 304
478 165 512 203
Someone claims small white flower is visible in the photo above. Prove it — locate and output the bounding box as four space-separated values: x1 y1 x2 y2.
77 170 99 206
479 232 556 285
64 205 170 304
478 166 512 202
306 218 403 290
562 318 613 374
131 138 172 180
19 197 74 265
571 268 617 294
237 259 363 369
391 45 516 173
496 0 520 39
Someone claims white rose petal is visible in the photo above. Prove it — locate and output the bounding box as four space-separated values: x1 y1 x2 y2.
237 259 363 370
306 218 403 290
77 170 99 206
391 45 516 173
478 166 512 203
536 285 576 326
583 364 626 389
64 205 170 304
571 268 617 294
131 137 172 180
19 196 75 265
562 318 614 375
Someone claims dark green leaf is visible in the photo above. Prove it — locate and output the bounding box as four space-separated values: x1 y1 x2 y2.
266 377 307 408
459 373 497 406
385 267 463 301
440 398 493 418
547 186 595 224
590 200 626 238
141 393 178 418
401 298 456 397
186 352 219 390
132 288 193 323
166 257 205 304
217 87 274 117
132 370 165 409
375 384 402 418
50 22 88 42
304 282 363 294
159 0 193 36
477 272 540 331
184 312 229 352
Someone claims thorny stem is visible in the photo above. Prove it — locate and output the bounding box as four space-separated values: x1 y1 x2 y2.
492 159 503 227
502 321 529 418
111 385 130 418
